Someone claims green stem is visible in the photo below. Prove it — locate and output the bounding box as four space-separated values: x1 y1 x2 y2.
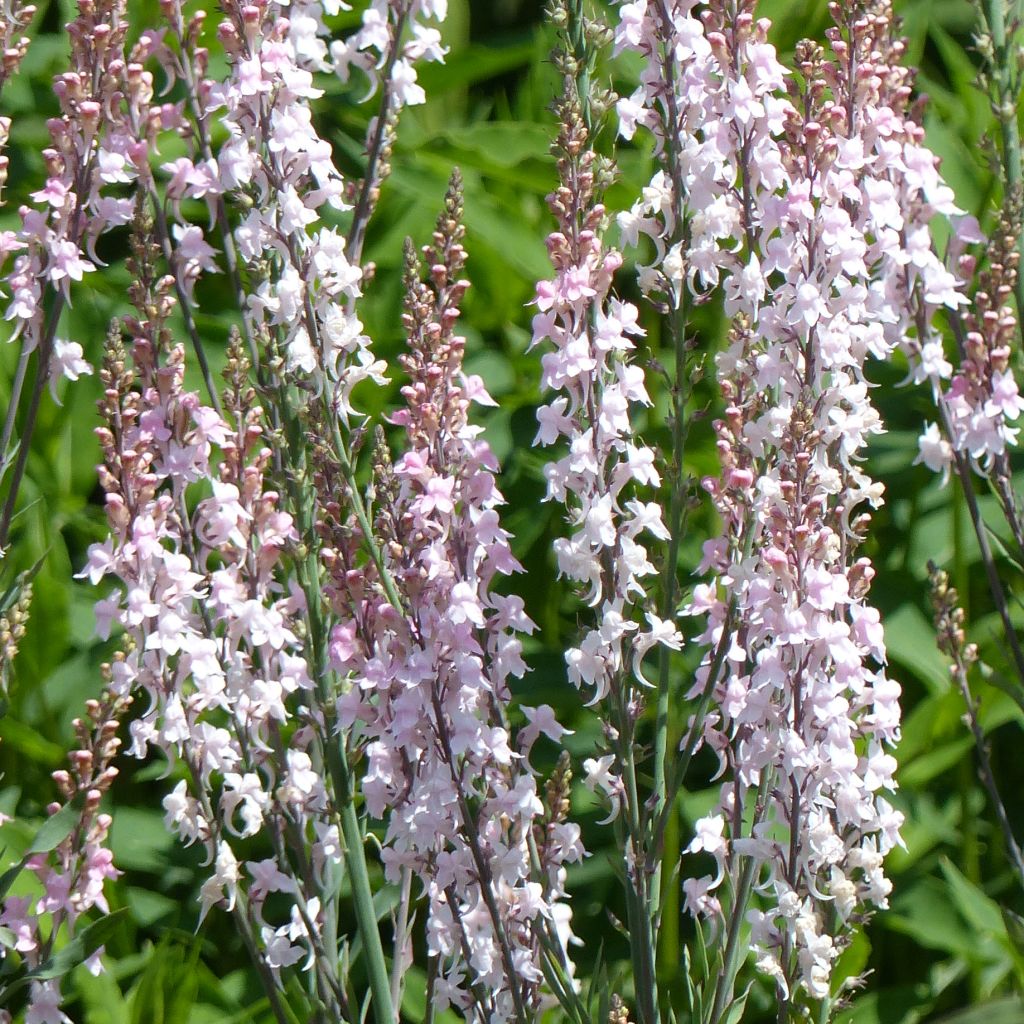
705 774 770 1024
0 343 31 485
707 856 757 1024
144 179 224 416
984 0 1024 313
268 360 389 1022
345 4 411 266
0 325 55 550
988 0 1022 182
650 0 696 948
332 741 397 1024
616 695 660 1024
652 291 690 936
326 410 405 614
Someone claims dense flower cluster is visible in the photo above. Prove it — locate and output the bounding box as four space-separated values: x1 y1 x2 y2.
207 0 371 396
914 204 1023 476
202 0 446 409
83 232 350 1009
332 0 449 109
531 69 681 836
614 0 962 1001
322 180 581 1021
534 87 678 707
2 0 139 378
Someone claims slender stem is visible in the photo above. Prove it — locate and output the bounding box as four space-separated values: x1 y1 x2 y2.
430 690 532 1024
0 44 112 549
181 749 297 1024
326 410 405 613
389 867 414 1011
954 656 1024 887
650 611 732 860
168 4 261 369
526 829 590 1024
706 774 770 1024
992 455 1024 558
945 416 1024 689
246 90 404 1022
234 891 306 1024
424 956 438 1024
615 696 659 1024
986 0 1022 183
0 324 56 550
330 740 398 1024
707 856 757 1024
983 0 1024 313
285 417 395 1024
0 343 31 480
650 0 695 936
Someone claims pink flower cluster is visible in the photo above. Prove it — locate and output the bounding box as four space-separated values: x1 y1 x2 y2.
615 0 962 1000
332 0 448 109
1 0 1002 1020
531 82 680 739
1 0 144 386
326 187 581 1020
208 0 372 393
83 255 342 994
915 214 1024 476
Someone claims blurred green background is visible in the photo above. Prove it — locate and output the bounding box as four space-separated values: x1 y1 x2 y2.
3 0 1024 1021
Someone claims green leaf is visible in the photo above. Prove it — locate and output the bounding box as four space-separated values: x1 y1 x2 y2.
1002 907 1024 958
0 861 22 902
440 122 553 170
939 857 1006 936
26 794 85 855
109 807 176 874
930 997 1024 1023
722 982 753 1024
30 908 129 981
883 603 951 695
416 38 539 95
129 935 202 1024
0 716 66 767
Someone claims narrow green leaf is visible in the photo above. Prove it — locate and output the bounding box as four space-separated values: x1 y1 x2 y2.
30 908 128 981
0 861 23 902
26 794 85 856
930 997 1024 1023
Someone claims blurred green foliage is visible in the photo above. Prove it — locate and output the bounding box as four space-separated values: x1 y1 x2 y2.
2 0 1024 1020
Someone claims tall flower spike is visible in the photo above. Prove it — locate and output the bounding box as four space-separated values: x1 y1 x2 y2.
915 199 1021 480
613 0 960 1009
327 174 581 1023
209 0 369 394
85 210 361 1020
531 6 678 1019
534 80 674 711
0 0 139 548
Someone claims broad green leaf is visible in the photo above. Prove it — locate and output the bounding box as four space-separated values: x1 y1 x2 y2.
884 603 951 695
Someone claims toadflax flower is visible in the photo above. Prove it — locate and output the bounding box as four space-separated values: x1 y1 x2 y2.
323 176 580 1022
614 0 959 1005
